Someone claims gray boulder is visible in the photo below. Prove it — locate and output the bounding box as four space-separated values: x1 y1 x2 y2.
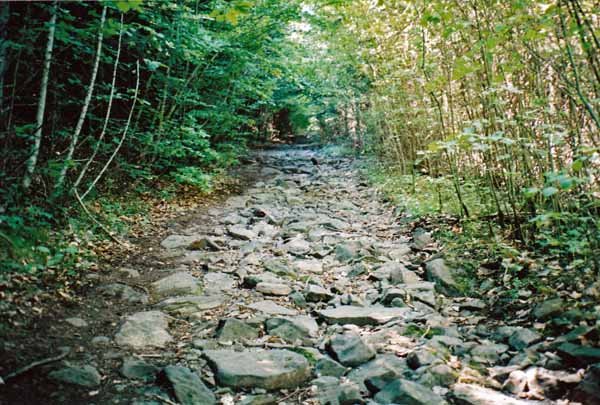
99 283 149 304
152 272 200 298
247 300 298 316
48 364 101 388
316 356 347 377
327 332 376 367
227 225 255 240
203 349 310 390
305 284 334 302
256 282 292 296
161 235 194 249
508 328 542 350
265 315 318 343
347 355 411 392
533 298 564 320
121 359 158 381
425 258 462 296
557 342 600 366
160 365 216 405
318 306 415 326
374 379 449 404
156 295 225 315
216 318 260 342
115 311 172 349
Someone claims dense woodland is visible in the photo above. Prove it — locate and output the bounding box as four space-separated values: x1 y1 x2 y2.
0 0 350 273
0 0 596 304
1 1 600 403
0 0 598 288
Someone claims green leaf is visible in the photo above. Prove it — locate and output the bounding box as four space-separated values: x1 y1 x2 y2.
224 9 241 25
523 187 539 198
542 186 559 197
143 58 162 71
571 159 583 172
37 246 51 254
114 0 143 13
556 174 574 190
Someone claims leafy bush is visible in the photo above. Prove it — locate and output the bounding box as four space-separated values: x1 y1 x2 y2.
172 167 213 192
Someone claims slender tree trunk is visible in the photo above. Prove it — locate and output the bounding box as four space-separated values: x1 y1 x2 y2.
0 2 9 114
81 60 140 200
73 12 122 192
22 2 57 191
54 6 107 194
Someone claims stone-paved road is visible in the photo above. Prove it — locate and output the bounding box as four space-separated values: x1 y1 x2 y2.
46 146 589 404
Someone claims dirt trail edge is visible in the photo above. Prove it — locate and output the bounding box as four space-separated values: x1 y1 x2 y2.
1 146 594 405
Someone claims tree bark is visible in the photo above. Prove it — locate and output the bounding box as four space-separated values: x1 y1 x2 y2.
0 2 9 114
22 2 57 191
81 60 140 200
54 6 107 194
73 12 123 192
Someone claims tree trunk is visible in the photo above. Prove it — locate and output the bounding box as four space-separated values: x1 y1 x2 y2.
73 12 122 192
54 6 107 194
22 2 57 191
0 2 9 114
81 60 140 200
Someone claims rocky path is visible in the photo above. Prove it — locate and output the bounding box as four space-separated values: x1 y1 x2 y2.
40 147 597 404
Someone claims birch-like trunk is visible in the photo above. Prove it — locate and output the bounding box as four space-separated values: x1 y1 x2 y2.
22 3 56 191
81 60 140 200
54 6 107 194
0 3 9 114
73 13 123 192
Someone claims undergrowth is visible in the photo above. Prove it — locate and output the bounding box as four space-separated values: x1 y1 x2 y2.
363 160 598 311
0 167 235 318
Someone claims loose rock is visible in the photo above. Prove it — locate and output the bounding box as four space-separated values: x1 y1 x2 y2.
115 311 172 349
318 306 416 326
305 284 334 302
374 379 449 404
160 365 216 405
425 258 462 297
48 364 101 388
327 332 376 367
152 272 201 298
203 349 311 390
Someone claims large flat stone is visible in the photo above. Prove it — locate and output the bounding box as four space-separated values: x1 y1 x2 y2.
256 282 292 296
557 342 600 366
203 349 311 390
98 283 149 304
425 258 462 296
152 272 201 298
327 332 375 367
247 300 298 316
48 365 101 388
228 225 256 241
216 318 260 342
347 354 410 392
161 235 195 249
451 383 539 404
203 272 236 293
160 366 216 405
156 295 225 315
115 311 172 349
266 315 319 343
318 306 416 326
374 379 449 404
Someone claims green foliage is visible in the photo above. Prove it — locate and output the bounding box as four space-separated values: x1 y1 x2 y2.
172 167 213 192
324 0 599 270
112 0 143 13
1 0 359 283
0 207 81 276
